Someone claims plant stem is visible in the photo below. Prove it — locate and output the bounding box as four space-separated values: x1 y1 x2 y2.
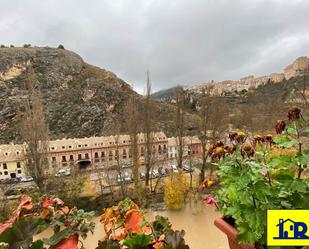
295 122 303 179
252 195 257 208
267 172 272 186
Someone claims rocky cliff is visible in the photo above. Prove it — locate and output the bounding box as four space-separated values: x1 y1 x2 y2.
0 47 199 144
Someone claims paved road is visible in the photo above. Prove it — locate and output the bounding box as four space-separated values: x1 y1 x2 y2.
1 160 201 198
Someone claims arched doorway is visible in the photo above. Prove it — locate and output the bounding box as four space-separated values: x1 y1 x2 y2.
78 160 91 170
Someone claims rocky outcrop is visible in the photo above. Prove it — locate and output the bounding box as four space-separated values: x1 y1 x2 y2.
0 47 199 144
284 56 309 80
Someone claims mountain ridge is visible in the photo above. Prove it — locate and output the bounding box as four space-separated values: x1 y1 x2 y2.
0 47 199 144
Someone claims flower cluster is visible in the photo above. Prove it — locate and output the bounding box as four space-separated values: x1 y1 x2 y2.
208 131 277 160
207 141 235 160
287 107 301 121
254 134 273 145
275 120 286 134
275 107 302 134
229 131 247 143
204 107 309 246
240 143 255 157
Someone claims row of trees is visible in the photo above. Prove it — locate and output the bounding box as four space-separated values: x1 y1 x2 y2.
0 44 65 48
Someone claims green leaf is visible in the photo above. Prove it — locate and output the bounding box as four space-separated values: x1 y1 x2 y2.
269 155 295 169
95 240 121 249
299 150 309 165
42 228 74 246
236 223 256 244
152 216 173 235
30 240 45 249
303 128 309 137
286 126 297 135
123 234 151 249
273 136 298 148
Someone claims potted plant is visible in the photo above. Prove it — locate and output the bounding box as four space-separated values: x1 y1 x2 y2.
205 108 309 249
97 198 190 249
0 195 95 249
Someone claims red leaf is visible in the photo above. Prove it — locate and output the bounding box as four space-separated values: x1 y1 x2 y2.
124 210 143 233
41 198 54 208
56 206 70 215
0 195 32 234
41 197 64 208
51 234 78 249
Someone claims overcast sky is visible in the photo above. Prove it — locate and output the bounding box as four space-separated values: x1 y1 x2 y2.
1 0 308 94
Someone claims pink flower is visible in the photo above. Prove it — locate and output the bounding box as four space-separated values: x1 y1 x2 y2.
203 196 219 209
260 171 267 176
259 165 268 176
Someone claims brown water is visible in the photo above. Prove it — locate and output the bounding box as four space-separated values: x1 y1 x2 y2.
35 202 228 249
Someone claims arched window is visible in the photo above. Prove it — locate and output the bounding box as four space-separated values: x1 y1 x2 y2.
158 145 162 154
140 147 145 157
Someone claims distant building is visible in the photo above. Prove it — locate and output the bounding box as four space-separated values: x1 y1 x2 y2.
0 132 203 179
0 144 26 179
185 56 309 96
167 136 202 159
0 132 168 178
48 132 168 170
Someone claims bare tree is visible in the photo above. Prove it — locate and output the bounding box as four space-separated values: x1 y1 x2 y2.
205 97 228 143
114 134 128 199
175 88 185 169
205 97 228 178
18 66 49 190
126 95 142 200
143 71 154 187
198 90 209 182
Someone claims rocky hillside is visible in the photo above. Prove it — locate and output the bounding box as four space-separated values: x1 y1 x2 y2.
0 47 199 144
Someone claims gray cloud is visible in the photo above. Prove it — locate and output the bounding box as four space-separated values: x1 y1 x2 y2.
0 0 308 93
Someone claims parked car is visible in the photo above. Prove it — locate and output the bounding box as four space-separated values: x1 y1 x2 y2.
158 166 167 176
150 169 159 178
55 168 71 177
117 172 132 183
140 172 146 180
171 164 179 173
122 162 132 168
20 176 34 182
183 164 194 172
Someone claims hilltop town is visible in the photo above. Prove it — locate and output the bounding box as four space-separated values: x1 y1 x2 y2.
184 56 309 96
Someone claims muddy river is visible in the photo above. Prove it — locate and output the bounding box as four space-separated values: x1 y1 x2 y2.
36 202 228 249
